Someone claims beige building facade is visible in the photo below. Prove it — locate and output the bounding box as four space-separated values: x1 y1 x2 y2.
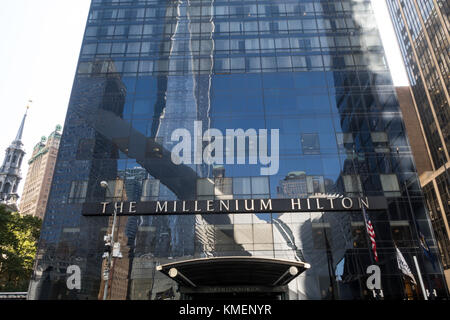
19 126 62 219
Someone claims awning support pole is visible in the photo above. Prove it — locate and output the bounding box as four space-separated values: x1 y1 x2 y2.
169 267 197 288
272 266 298 286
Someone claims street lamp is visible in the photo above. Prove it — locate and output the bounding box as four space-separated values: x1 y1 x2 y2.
100 180 109 189
100 180 118 300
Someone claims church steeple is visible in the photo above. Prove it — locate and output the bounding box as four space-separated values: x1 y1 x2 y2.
14 106 28 144
0 104 30 205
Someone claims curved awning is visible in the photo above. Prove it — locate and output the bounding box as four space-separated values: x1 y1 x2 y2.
156 256 310 288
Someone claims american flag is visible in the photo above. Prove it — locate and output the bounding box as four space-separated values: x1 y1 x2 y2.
363 205 379 262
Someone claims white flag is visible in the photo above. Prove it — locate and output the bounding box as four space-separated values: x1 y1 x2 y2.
396 246 416 285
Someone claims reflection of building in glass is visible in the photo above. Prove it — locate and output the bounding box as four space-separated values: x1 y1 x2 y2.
117 167 150 201
278 172 309 198
19 126 62 219
277 171 335 198
29 0 449 300
386 0 450 288
0 109 28 206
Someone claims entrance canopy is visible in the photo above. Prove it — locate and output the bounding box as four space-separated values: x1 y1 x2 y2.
156 256 310 288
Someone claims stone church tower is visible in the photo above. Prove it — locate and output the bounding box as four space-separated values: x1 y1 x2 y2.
0 107 28 205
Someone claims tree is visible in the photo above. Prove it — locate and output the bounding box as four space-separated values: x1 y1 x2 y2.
0 204 41 291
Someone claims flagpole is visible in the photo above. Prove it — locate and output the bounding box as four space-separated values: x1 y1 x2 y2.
323 222 336 300
351 149 383 299
413 256 428 300
403 177 430 299
396 147 430 299
351 149 376 266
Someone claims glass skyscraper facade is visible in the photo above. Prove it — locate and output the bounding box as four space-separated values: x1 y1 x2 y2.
386 0 450 287
29 0 448 300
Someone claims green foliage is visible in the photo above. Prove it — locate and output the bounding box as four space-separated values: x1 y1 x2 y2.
0 204 42 292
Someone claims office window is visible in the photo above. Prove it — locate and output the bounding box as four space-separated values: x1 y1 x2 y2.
352 222 368 248
253 224 273 247
371 132 390 153
390 221 413 247
68 181 88 204
312 222 332 249
337 132 354 150
277 56 292 69
104 179 125 201
215 39 230 51
246 57 261 71
233 177 251 195
139 60 154 73
76 139 95 160
244 21 258 33
197 178 215 199
292 56 307 69
141 179 160 201
82 43 97 55
301 133 320 154
126 42 141 55
380 174 400 192
262 56 276 69
214 177 233 199
251 177 270 195
231 57 245 70
215 225 234 245
275 38 290 50
234 225 253 245
260 38 275 50
298 38 312 50
307 176 325 194
343 175 362 194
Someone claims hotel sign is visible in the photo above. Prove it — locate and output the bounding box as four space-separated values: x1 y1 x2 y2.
82 197 388 216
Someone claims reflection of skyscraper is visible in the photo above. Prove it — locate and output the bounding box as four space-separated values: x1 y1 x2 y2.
28 61 129 300
29 0 449 300
19 126 62 219
0 109 28 206
118 167 149 202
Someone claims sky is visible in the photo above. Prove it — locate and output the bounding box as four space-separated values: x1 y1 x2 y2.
0 0 409 200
